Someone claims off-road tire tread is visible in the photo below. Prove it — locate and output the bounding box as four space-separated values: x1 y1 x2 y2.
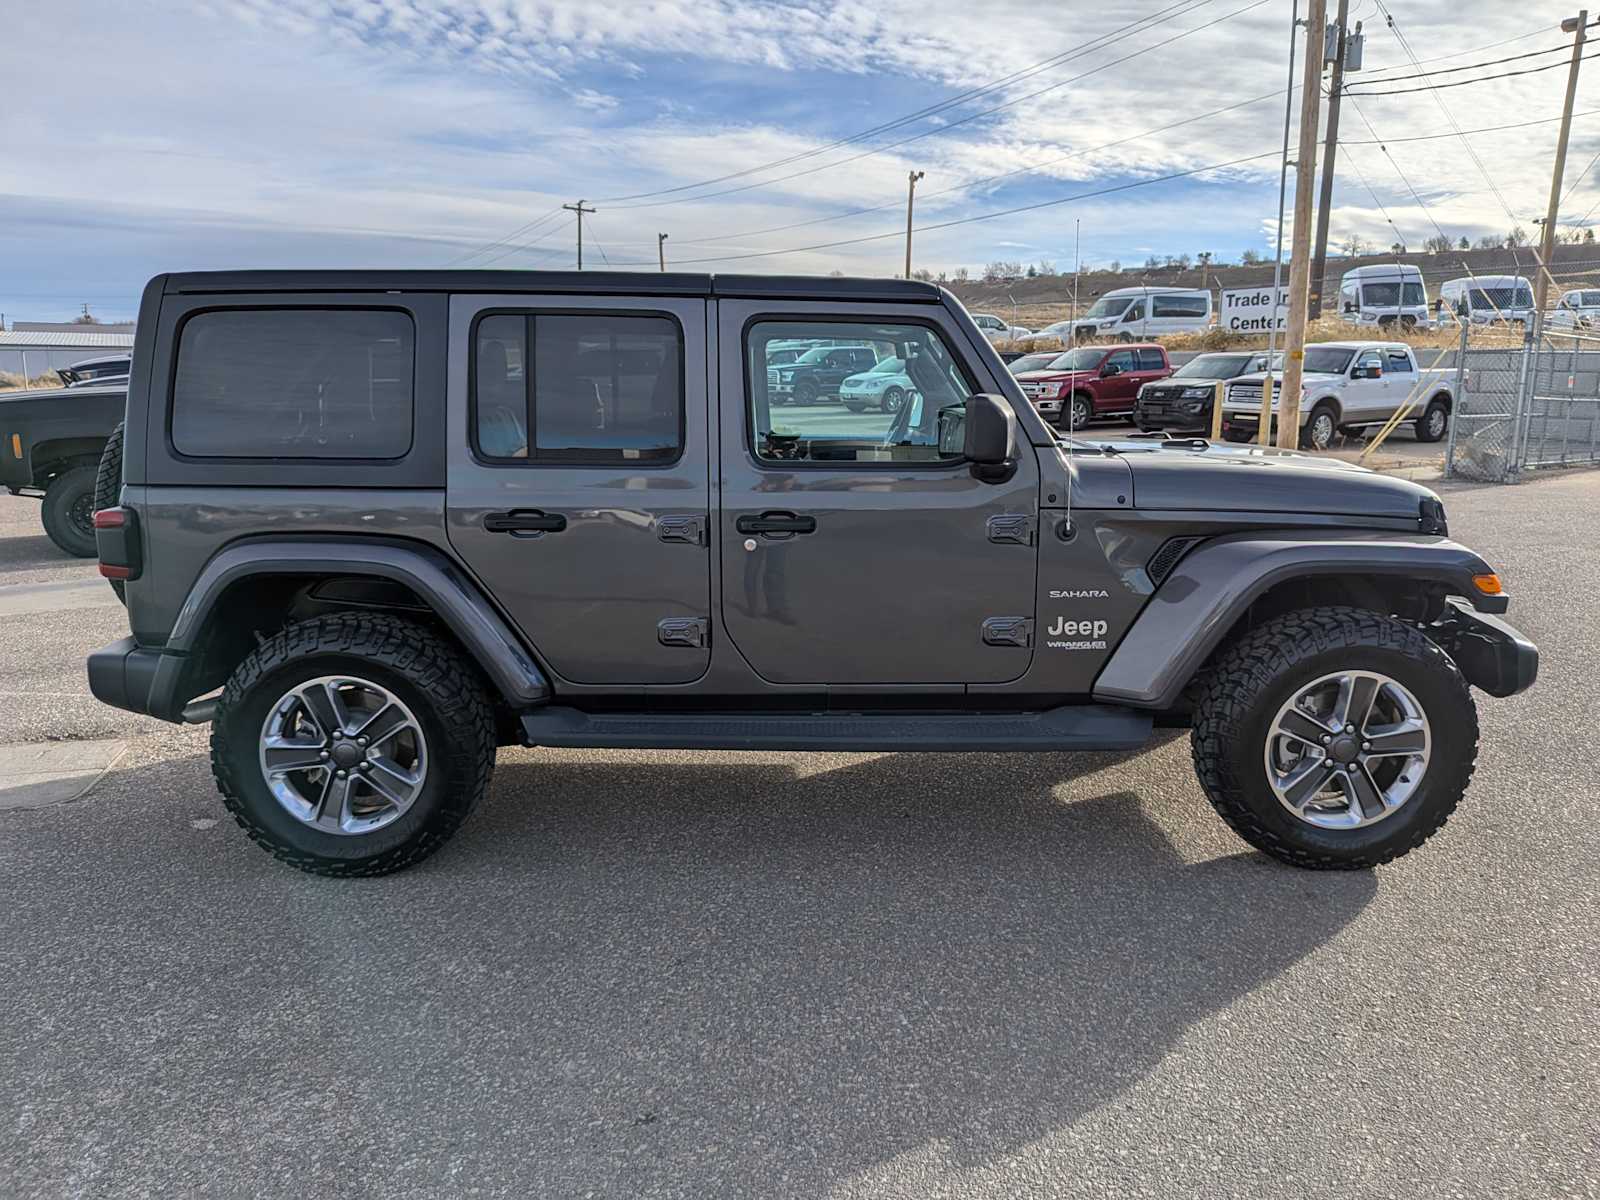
1191 605 1477 870
93 422 125 602
210 613 496 877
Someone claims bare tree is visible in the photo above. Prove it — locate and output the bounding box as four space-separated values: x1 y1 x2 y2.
1422 234 1453 254
1505 226 1529 248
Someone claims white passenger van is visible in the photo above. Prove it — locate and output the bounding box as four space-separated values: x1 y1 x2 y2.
1069 286 1213 342
1437 275 1536 326
1338 264 1431 330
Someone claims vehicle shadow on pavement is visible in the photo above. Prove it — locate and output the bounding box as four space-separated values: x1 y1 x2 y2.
2 747 1375 1196
0 530 76 572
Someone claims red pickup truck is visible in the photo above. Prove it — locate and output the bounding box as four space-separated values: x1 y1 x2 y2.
1013 343 1172 429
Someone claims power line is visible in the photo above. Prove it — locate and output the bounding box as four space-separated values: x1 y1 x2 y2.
593 0 1219 205
1344 48 1600 96
597 149 1279 267
444 204 565 267
1351 40 1574 85
667 86 1291 249
604 0 1275 211
1341 106 1600 146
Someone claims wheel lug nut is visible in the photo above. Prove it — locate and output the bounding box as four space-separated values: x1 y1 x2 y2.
1321 735 1332 745
319 750 330 760
1362 741 1371 751
358 737 368 747
336 769 347 778
1344 724 1354 734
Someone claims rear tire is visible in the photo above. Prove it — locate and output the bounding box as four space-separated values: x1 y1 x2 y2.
41 465 99 558
1191 606 1476 869
211 614 496 877
94 422 125 603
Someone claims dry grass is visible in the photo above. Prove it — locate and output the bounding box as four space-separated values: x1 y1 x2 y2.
0 372 63 391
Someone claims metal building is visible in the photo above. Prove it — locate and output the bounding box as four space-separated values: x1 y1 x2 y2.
0 330 136 381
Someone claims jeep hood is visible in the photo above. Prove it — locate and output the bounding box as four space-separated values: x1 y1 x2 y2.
1076 439 1441 522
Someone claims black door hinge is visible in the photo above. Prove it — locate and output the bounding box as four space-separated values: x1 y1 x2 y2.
981 617 1033 647
657 617 709 648
986 514 1034 545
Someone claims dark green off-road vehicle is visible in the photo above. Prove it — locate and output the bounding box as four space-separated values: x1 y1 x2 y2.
88 270 1536 877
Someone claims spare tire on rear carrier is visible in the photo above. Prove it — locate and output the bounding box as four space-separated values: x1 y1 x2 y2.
93 421 126 604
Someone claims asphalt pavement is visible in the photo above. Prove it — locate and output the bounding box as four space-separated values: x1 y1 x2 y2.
1 474 1596 1199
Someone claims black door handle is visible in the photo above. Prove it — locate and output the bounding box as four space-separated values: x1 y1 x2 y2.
736 512 817 536
483 509 567 535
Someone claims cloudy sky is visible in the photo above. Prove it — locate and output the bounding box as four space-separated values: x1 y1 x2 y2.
2 0 1593 321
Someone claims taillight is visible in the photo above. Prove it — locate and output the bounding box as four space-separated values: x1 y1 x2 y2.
94 506 142 582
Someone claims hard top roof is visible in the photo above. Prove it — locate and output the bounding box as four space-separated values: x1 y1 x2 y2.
1442 274 1531 288
1340 263 1424 278
1096 284 1210 297
159 269 943 303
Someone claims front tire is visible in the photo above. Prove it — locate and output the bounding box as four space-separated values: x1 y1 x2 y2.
1067 393 1093 430
880 386 905 414
1300 403 1337 450
793 380 818 405
211 614 496 877
41 465 99 557
1191 606 1476 870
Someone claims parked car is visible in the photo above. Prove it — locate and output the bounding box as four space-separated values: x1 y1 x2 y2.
88 269 1536 879
1220 341 1457 449
969 312 1033 342
1034 320 1075 342
0 378 126 555
1438 275 1535 326
839 357 914 413
1065 287 1213 342
769 344 877 404
1135 351 1269 432
1339 264 1431 330
763 339 824 368
57 354 133 387
1549 287 1600 331
1014 343 1171 428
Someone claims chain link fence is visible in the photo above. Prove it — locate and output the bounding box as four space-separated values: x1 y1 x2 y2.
1445 328 1600 482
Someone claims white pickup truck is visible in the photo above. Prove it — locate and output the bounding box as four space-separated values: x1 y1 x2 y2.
1219 341 1457 450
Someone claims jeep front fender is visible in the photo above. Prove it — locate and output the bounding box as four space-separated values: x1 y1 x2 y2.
1092 531 1502 710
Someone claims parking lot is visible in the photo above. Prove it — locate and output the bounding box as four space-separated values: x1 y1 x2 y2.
1 472 1597 1199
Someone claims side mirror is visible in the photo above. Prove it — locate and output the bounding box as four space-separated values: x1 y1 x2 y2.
1100 362 1121 377
963 394 1017 482
1343 301 1356 313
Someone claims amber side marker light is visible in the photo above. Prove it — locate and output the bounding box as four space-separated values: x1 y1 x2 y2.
9 433 20 458
1472 573 1504 596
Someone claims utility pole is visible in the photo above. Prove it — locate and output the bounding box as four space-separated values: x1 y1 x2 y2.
1309 0 1355 320
1262 0 1302 446
904 171 925 278
1277 0 1326 449
563 200 595 270
1533 11 1589 335
658 232 669 272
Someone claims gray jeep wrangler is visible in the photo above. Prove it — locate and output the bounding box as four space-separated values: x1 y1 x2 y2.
88 270 1537 877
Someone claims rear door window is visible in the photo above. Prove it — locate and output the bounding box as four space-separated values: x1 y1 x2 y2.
472 312 683 463
1137 348 1166 371
1152 294 1209 318
171 308 414 458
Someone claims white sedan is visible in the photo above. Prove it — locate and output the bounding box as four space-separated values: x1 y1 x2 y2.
839 358 915 413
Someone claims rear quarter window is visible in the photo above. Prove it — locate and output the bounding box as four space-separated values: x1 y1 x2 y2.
171 308 415 458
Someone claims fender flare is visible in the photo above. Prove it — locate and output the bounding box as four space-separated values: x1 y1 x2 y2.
152 537 550 716
1091 531 1501 710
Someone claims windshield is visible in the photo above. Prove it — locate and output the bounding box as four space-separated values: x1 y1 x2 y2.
794 347 832 364
1046 348 1107 371
865 357 903 374
1305 347 1356 374
1082 295 1135 319
1471 286 1533 311
1172 353 1254 380
1007 353 1058 374
1361 282 1425 307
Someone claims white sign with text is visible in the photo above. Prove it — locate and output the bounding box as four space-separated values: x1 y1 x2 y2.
1220 286 1288 333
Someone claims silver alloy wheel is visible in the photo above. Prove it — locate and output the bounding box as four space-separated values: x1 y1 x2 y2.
1309 410 1336 449
1071 396 1091 429
1263 669 1431 830
258 675 428 835
1426 405 1447 438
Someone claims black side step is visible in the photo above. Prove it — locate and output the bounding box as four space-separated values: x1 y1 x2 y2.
519 705 1153 753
